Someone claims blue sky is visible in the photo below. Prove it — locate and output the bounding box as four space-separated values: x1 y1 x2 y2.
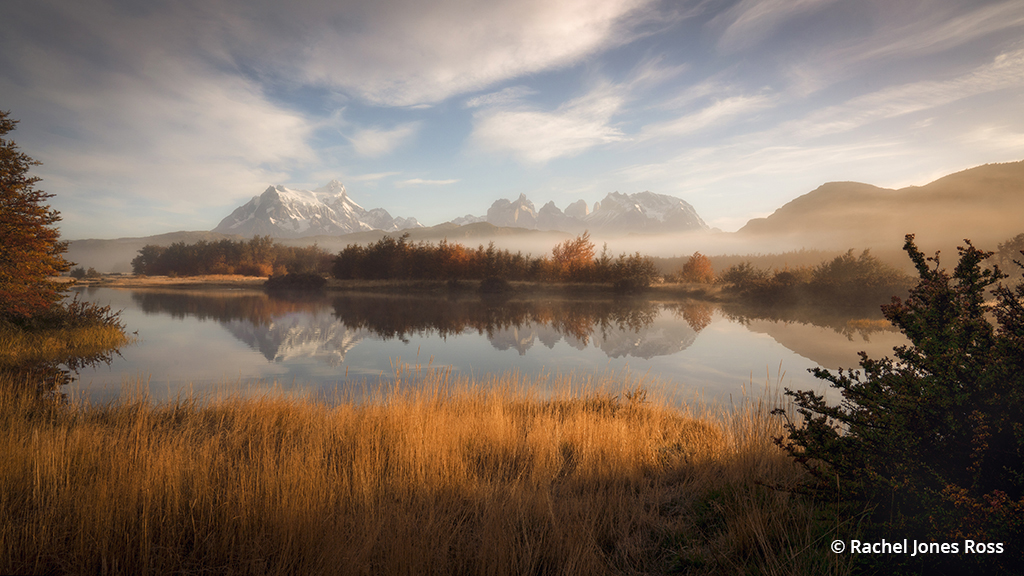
3 0 1023 240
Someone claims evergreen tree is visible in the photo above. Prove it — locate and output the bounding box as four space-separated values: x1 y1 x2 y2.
0 111 71 322
777 234 1024 573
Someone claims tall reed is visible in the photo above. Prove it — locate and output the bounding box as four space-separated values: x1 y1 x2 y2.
0 369 852 575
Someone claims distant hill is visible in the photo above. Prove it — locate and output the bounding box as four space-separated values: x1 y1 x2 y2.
66 231 243 274
737 160 1024 254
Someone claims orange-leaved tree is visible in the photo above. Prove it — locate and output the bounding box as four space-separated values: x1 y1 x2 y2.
0 111 72 322
681 252 715 283
551 231 595 282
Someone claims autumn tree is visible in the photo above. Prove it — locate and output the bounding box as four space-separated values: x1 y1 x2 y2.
551 231 595 282
0 111 72 322
680 252 715 283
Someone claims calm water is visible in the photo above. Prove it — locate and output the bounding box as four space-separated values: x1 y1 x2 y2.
68 286 908 406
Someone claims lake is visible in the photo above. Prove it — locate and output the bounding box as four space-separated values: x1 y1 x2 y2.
67 286 908 406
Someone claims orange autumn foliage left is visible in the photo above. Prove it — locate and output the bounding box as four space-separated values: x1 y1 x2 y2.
0 110 71 322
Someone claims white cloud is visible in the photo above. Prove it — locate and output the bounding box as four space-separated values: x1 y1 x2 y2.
787 48 1024 139
13 58 312 206
348 123 420 157
0 1 323 237
395 178 460 186
638 93 775 140
348 172 402 182
216 0 660 106
465 86 539 109
471 85 627 163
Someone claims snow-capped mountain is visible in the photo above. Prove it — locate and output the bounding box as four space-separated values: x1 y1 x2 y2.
586 191 708 234
213 180 422 238
476 191 708 235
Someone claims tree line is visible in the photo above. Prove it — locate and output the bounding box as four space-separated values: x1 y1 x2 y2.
332 232 659 288
715 249 914 307
130 237 334 277
127 232 660 289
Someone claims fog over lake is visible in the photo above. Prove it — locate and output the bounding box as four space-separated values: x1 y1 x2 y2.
68 287 908 406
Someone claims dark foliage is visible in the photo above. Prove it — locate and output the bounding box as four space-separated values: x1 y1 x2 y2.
131 237 333 277
722 249 913 309
478 276 512 294
264 272 327 292
775 235 1024 574
997 232 1024 282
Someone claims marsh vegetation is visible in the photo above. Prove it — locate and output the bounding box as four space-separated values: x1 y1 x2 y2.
0 370 850 575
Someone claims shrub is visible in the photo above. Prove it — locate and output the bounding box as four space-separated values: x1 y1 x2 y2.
264 273 327 292
720 261 769 286
478 276 512 294
776 235 1024 573
808 249 911 303
550 232 596 282
612 252 659 290
997 232 1024 282
679 252 715 283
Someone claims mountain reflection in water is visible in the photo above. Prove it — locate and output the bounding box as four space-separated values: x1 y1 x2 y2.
131 291 705 361
68 288 906 404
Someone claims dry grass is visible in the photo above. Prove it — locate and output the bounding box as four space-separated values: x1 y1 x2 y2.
0 323 131 370
0 370 853 575
71 274 268 289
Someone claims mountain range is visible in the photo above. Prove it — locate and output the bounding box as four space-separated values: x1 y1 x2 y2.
458 191 710 235
214 183 709 239
66 159 1024 272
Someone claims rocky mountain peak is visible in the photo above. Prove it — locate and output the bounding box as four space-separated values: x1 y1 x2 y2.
213 182 421 238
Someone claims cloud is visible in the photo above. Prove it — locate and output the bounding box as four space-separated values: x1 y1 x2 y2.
470 85 627 163
348 172 401 182
465 86 539 108
781 1 1024 96
348 123 420 157
209 0 660 106
840 1 1024 67
638 93 775 140
395 178 460 186
714 0 841 52
787 47 1024 139
0 0 323 237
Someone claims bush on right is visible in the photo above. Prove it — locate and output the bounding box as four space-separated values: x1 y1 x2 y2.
776 234 1024 574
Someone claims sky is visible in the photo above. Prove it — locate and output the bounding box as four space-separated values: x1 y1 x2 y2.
3 0 1024 240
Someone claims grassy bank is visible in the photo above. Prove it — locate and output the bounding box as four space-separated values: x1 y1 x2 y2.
0 371 853 575
0 323 130 370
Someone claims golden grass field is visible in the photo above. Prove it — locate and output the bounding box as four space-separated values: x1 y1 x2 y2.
0 369 855 575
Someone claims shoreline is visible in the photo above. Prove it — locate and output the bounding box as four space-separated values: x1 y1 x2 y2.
65 274 728 300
